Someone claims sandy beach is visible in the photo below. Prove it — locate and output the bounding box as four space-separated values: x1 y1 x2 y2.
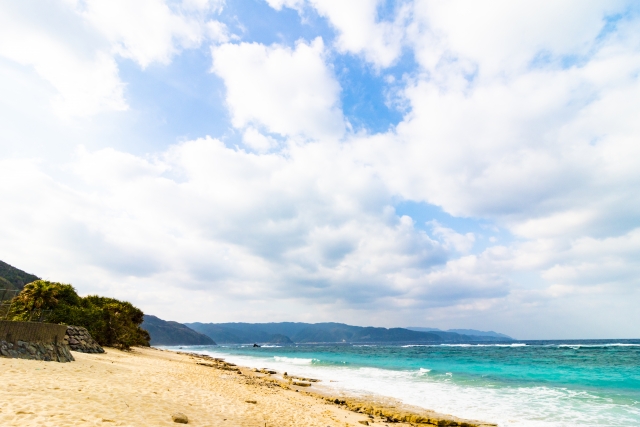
0 347 494 427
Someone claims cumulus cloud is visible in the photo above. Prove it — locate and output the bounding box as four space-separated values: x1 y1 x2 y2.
0 2 127 117
408 0 625 75
79 0 206 68
429 221 475 254
2 0 640 337
0 0 227 117
358 3 640 233
242 127 279 152
268 0 408 67
0 139 472 319
308 0 408 68
211 38 345 139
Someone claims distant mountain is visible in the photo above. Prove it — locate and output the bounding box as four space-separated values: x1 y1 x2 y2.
184 322 507 344
142 315 216 346
407 327 513 341
0 260 40 291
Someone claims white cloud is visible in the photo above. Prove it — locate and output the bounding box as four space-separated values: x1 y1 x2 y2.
242 127 279 152
2 0 640 337
409 0 627 75
265 0 304 10
268 0 408 67
429 221 475 253
181 0 225 13
357 8 640 230
211 38 345 139
79 0 205 68
0 139 484 321
206 20 231 44
308 0 408 68
0 2 127 117
0 0 224 118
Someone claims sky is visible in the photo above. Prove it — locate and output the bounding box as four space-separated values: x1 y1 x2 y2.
1 0 639 339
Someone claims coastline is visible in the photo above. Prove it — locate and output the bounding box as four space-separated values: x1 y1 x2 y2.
0 346 495 427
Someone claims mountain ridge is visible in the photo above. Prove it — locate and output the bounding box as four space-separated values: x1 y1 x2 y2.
186 321 514 344
142 315 216 346
0 260 40 292
407 326 514 340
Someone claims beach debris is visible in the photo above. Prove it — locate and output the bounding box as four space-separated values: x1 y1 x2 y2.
171 412 189 424
357 421 369 426
245 400 257 404
292 381 311 387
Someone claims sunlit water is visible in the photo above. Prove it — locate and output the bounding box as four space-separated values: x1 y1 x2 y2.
162 340 640 426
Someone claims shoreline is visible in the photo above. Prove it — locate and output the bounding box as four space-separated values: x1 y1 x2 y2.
179 350 497 427
1 346 496 426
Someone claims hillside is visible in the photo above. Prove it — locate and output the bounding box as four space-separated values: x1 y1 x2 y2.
0 260 40 291
408 327 514 341
142 315 216 346
184 322 506 344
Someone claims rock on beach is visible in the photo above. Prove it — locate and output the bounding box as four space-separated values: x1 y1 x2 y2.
171 412 188 424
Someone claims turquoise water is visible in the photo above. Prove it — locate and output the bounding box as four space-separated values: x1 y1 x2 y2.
169 340 640 426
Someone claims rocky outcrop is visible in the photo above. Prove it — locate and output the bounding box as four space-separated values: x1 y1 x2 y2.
0 339 74 362
65 326 104 353
0 320 74 362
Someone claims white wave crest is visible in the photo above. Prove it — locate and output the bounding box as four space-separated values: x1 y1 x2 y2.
557 343 640 348
273 356 315 365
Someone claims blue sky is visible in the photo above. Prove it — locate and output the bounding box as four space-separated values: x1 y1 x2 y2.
1 0 639 339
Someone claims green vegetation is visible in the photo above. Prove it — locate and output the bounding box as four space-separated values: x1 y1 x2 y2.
0 260 40 291
9 280 150 350
0 276 14 291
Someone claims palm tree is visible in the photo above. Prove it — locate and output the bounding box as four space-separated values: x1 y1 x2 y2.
16 280 59 319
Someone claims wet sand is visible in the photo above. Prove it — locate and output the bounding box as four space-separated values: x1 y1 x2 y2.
0 347 494 427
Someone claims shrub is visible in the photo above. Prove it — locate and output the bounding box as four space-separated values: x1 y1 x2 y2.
9 280 150 350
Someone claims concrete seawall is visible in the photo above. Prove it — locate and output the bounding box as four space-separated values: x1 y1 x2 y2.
0 320 74 362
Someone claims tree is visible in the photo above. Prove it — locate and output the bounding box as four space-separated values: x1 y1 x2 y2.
11 280 63 321
9 281 149 350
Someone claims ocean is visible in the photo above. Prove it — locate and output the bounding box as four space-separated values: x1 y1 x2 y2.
164 340 640 426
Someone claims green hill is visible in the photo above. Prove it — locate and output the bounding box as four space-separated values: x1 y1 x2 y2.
0 260 40 291
142 315 216 346
185 322 515 344
185 322 448 344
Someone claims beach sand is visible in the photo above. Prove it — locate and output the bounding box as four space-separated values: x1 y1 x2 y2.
0 347 494 427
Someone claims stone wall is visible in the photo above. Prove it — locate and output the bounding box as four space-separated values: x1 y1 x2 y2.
0 320 74 362
65 325 104 353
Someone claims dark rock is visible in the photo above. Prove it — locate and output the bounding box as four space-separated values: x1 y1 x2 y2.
65 326 104 353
